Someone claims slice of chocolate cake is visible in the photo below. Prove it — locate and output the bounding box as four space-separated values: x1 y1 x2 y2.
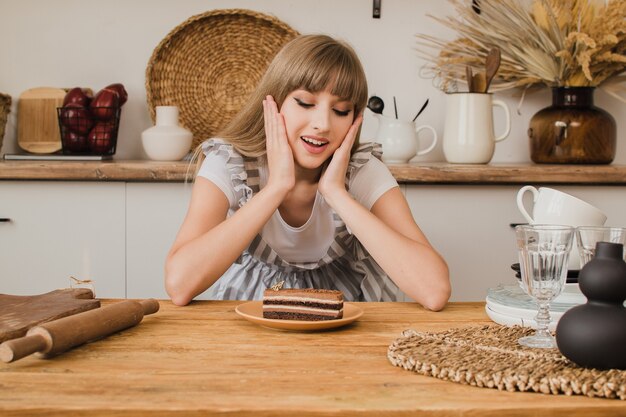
263 288 344 321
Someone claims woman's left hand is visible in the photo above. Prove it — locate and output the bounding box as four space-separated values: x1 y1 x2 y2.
318 115 363 202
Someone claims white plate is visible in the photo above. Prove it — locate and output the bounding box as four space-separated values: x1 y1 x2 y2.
554 284 587 304
485 305 558 331
486 299 567 322
487 284 586 314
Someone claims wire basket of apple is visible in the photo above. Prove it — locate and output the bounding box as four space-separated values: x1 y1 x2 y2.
57 83 127 155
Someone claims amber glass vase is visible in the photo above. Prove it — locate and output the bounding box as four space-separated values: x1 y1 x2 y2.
528 87 616 164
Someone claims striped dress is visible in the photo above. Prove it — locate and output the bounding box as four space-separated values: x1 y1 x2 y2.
201 139 401 302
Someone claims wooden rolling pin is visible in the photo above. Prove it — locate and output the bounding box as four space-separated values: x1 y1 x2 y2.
0 299 159 363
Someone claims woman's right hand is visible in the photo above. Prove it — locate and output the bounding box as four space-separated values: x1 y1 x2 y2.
263 95 295 194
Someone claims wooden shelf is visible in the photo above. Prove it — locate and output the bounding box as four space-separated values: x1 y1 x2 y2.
389 162 626 184
1 160 625 184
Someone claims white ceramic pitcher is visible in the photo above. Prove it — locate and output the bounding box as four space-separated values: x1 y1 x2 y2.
373 114 437 163
443 93 511 164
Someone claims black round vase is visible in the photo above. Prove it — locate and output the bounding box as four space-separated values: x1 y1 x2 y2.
556 242 626 369
528 87 616 164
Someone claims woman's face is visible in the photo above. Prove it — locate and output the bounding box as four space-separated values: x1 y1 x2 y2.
279 88 355 171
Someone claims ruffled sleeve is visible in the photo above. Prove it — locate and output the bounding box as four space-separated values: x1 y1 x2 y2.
344 142 383 187
201 138 253 208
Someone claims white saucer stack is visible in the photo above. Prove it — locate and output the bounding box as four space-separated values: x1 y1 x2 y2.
485 284 587 331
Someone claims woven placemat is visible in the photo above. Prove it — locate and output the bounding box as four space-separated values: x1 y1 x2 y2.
145 9 298 149
388 324 626 400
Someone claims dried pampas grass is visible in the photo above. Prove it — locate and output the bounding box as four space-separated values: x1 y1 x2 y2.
418 0 626 93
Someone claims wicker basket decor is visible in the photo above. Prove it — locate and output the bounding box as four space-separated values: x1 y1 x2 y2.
0 93 11 152
145 9 298 149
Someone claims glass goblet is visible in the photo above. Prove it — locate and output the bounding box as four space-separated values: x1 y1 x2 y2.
576 226 626 268
515 224 575 348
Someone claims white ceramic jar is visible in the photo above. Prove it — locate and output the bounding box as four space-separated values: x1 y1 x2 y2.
142 106 193 161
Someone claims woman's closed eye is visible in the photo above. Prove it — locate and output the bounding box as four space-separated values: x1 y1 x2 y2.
294 98 314 108
333 108 351 117
294 97 352 117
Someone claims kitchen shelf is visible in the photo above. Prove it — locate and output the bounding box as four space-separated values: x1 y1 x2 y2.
1 160 626 184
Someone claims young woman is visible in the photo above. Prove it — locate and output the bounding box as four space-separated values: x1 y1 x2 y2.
165 34 450 310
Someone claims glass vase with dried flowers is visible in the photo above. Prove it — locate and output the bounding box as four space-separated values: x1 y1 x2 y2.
417 0 626 164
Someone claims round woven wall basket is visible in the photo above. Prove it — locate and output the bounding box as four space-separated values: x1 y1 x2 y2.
145 9 298 149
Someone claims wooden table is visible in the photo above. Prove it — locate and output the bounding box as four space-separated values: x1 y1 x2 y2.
1 301 624 416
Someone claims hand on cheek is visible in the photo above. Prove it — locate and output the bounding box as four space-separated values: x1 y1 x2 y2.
263 96 295 194
318 115 363 202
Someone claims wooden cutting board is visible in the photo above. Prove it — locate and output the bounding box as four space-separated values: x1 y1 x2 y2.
17 87 66 154
0 288 100 343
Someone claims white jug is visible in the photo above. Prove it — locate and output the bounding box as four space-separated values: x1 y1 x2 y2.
443 93 511 164
373 114 437 164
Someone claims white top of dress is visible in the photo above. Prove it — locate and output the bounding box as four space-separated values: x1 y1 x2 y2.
197 143 398 263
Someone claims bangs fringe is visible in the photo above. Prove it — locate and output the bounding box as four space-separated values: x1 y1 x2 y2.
289 43 367 109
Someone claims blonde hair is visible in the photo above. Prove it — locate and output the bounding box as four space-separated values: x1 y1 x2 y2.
189 34 368 173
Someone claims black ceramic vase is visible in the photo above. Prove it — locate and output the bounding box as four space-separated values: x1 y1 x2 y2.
528 87 616 164
555 242 626 369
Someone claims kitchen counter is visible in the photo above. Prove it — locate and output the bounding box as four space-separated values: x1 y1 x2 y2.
1 160 626 183
1 300 623 416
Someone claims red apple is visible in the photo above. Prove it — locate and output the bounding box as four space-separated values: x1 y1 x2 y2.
59 104 93 135
63 87 92 107
90 89 119 120
103 83 128 106
62 131 89 152
88 121 116 153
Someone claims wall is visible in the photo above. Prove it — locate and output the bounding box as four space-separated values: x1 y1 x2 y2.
1 0 625 163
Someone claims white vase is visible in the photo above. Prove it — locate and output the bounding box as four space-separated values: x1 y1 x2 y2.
142 106 193 161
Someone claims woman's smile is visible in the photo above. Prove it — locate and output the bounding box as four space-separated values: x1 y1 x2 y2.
300 135 329 154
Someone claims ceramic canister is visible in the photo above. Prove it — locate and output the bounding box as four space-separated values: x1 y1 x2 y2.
142 106 193 161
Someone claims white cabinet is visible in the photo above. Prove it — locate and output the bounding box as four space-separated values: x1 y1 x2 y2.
2 179 623 302
403 184 626 302
126 183 191 299
0 181 126 297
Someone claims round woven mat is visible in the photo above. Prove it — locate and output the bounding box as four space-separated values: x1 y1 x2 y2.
388 324 626 400
145 9 298 149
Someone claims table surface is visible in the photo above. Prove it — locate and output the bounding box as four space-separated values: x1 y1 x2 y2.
1 301 624 416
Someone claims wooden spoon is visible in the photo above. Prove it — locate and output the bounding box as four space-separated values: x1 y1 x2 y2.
484 47 501 93
466 65 474 93
472 72 486 94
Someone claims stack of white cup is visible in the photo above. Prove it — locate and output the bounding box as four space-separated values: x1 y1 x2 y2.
516 186 607 270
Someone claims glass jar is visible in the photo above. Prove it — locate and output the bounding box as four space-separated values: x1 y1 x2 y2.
528 87 616 164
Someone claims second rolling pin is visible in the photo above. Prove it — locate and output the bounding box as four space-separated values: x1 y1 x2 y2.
0 299 159 363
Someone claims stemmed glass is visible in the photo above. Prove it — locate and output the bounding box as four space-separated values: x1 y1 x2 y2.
515 224 574 348
576 226 626 267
